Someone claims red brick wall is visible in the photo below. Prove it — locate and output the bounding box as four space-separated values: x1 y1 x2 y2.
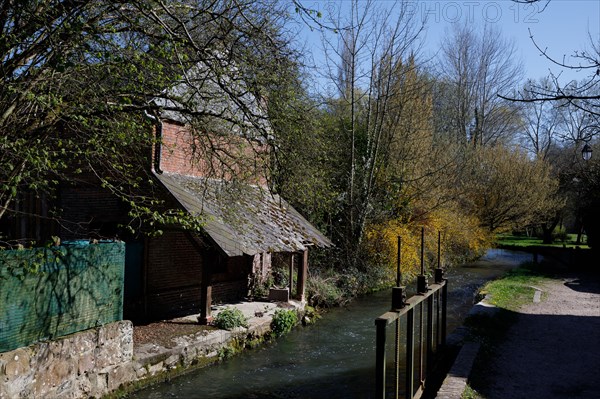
158 121 268 185
59 186 127 240
211 255 251 303
145 230 204 319
212 280 249 303
143 233 253 318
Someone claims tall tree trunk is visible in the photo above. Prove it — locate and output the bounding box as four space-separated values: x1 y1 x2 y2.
541 215 560 244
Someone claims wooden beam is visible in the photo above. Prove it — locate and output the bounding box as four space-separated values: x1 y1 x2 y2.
296 249 308 301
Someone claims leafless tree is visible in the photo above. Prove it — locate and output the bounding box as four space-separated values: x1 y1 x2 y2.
319 0 427 265
504 0 600 117
519 78 563 160
437 23 524 147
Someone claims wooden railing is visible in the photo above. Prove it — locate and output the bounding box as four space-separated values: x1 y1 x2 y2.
375 231 448 399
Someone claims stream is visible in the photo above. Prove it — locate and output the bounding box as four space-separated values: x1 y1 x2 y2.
129 249 534 399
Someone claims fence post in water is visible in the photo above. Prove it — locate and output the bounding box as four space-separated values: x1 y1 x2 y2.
441 281 448 346
406 307 415 399
375 316 388 399
393 236 405 398
426 295 434 375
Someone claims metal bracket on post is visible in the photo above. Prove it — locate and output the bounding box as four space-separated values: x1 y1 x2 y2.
391 286 406 311
434 268 444 284
417 275 428 294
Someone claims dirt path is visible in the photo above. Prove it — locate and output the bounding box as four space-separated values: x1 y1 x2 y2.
482 272 600 399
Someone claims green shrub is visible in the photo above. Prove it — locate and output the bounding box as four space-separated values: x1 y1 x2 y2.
270 309 297 337
213 307 248 330
552 226 569 242
306 272 346 307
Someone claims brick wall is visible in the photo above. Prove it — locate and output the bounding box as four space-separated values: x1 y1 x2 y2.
211 255 253 303
159 121 268 185
59 186 128 240
145 231 204 320
212 280 249 304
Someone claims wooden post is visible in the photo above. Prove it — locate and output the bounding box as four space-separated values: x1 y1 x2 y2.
288 253 294 299
419 303 425 386
426 295 434 375
199 255 213 325
296 249 308 301
199 285 212 325
441 282 448 346
395 318 401 399
375 317 388 399
406 308 415 399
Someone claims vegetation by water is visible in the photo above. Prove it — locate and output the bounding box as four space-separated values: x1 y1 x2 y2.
270 309 298 337
497 233 589 250
213 308 249 331
476 263 552 311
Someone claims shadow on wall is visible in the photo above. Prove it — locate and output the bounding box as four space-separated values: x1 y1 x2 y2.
0 241 125 352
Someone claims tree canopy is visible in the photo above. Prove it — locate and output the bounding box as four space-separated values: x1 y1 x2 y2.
0 0 300 239
2 0 590 273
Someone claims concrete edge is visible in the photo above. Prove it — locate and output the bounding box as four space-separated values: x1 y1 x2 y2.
435 342 481 399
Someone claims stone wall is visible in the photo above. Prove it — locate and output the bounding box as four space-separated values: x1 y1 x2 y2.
0 321 134 399
0 301 301 399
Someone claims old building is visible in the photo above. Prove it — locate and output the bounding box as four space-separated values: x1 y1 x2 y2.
1 62 331 324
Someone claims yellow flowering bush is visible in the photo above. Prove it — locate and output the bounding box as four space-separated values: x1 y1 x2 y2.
365 208 492 284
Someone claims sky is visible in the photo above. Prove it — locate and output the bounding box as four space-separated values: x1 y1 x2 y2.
420 0 600 81
296 0 600 92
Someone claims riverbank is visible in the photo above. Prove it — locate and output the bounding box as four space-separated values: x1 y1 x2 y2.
0 300 305 399
110 300 306 398
435 263 600 399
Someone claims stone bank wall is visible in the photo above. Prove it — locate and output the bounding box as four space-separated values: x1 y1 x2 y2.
0 321 134 399
0 301 297 399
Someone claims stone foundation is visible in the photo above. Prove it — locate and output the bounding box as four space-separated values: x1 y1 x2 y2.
0 301 303 398
0 321 133 399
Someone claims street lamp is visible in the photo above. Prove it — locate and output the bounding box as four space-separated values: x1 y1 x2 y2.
582 143 593 161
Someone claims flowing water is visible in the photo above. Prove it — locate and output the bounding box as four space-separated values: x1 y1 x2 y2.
129 249 534 399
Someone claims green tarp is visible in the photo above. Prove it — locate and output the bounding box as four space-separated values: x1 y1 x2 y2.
0 241 125 352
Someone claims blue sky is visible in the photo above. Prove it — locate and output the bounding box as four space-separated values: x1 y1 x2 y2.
420 0 600 82
297 0 600 90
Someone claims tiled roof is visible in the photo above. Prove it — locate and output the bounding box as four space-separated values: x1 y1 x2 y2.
153 60 271 140
155 172 332 256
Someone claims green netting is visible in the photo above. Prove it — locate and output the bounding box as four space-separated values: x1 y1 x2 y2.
0 241 125 352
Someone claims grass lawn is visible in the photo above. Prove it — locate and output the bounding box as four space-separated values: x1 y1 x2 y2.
495 233 589 249
476 264 553 311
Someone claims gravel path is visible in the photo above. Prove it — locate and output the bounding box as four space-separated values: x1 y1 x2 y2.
482 272 600 399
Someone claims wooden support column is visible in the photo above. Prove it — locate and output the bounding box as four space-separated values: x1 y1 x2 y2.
199 256 213 325
199 285 212 325
296 249 308 301
288 253 294 299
